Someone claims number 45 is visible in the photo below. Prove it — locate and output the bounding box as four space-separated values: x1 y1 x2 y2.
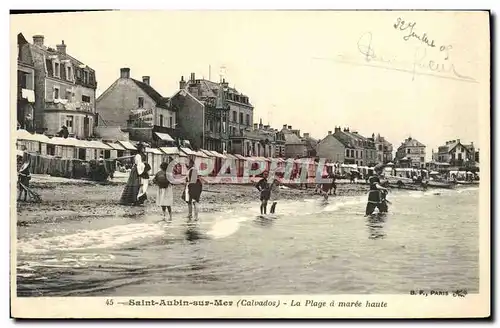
106 299 114 306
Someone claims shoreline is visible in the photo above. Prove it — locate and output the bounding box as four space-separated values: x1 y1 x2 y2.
15 174 478 225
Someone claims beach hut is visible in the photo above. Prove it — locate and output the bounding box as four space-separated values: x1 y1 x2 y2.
159 146 186 176
105 142 127 159
15 129 51 154
117 140 137 158
224 153 239 176
145 147 163 175
206 150 226 176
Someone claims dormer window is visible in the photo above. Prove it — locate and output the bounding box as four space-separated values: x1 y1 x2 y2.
54 62 60 78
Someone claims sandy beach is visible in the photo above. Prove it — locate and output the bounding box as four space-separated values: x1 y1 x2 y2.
16 174 371 224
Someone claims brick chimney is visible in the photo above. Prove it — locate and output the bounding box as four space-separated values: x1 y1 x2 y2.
179 76 186 89
56 40 66 54
142 76 150 85
334 127 341 133
288 125 292 129
33 35 44 47
120 68 130 79
190 72 195 82
283 124 287 129
253 123 258 130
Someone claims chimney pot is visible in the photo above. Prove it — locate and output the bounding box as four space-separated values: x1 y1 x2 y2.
253 123 258 130
142 76 150 85
288 125 292 129
190 72 195 81
33 35 44 47
179 76 186 89
56 40 67 54
120 68 130 79
283 124 287 129
328 131 332 135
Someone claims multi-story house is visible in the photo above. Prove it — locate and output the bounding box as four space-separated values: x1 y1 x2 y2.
302 132 318 158
230 121 276 157
316 127 375 166
280 125 307 159
96 68 177 146
369 133 393 164
28 35 97 138
17 33 35 131
395 137 426 168
432 139 475 167
170 73 230 152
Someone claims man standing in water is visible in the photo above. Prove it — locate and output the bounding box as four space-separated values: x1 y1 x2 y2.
365 170 389 216
256 171 271 215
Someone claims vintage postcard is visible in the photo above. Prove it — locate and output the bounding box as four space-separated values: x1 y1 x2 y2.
10 10 490 318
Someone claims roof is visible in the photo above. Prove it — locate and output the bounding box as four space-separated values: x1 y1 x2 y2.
117 140 137 151
105 142 126 151
186 79 253 107
180 147 197 156
16 129 51 143
145 147 163 155
399 137 425 149
283 132 304 145
331 131 360 149
131 79 170 109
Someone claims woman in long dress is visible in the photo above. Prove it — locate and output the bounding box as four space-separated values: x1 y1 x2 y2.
153 162 173 221
119 143 150 206
182 159 203 221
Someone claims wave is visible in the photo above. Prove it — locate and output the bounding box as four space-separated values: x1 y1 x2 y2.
17 223 167 254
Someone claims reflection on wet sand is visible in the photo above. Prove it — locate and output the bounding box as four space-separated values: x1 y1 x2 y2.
366 214 387 240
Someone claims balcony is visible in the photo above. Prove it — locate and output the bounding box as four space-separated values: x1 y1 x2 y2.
45 100 94 113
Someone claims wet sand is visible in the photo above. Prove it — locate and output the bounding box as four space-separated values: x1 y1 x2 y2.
16 175 371 224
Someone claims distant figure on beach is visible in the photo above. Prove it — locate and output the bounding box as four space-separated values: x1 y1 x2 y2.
365 170 389 216
256 171 271 215
17 154 31 202
119 143 150 206
183 159 203 221
153 162 173 221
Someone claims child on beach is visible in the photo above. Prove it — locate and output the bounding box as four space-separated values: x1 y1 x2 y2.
256 171 271 215
153 162 173 221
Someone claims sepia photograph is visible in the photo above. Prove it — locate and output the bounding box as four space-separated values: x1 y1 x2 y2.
10 9 490 318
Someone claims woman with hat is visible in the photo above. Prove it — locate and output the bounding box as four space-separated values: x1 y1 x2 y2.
119 142 151 206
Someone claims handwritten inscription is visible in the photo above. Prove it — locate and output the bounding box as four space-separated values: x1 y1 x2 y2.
394 18 436 48
355 32 476 83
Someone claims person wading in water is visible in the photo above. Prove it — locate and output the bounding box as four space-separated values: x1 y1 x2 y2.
183 159 203 222
256 171 271 215
365 169 389 216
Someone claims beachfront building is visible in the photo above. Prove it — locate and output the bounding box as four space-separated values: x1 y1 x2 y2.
27 35 98 138
302 132 318 158
432 139 476 167
316 127 376 166
95 68 177 147
280 125 307 158
17 33 36 132
368 133 393 164
395 137 426 168
170 73 231 152
229 121 276 157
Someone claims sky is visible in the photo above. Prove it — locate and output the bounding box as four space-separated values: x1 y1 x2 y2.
10 10 489 160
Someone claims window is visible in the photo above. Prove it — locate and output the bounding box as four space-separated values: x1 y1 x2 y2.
420 157 425 162
232 111 237 122
222 122 226 133
356 150 359 158
169 117 173 128
82 95 91 103
246 114 250 125
54 87 60 99
159 114 163 127
83 71 89 84
54 62 60 77
19 72 28 88
350 149 355 157
407 149 411 154
345 149 350 157
239 113 243 124
67 66 72 80
138 97 144 108
360 150 363 158
66 115 74 133
458 153 462 161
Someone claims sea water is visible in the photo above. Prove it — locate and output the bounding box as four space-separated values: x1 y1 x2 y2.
16 187 479 296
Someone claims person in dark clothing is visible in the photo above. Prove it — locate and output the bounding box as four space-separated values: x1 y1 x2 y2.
320 172 336 201
183 159 203 221
365 172 389 216
256 171 271 215
17 155 31 202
